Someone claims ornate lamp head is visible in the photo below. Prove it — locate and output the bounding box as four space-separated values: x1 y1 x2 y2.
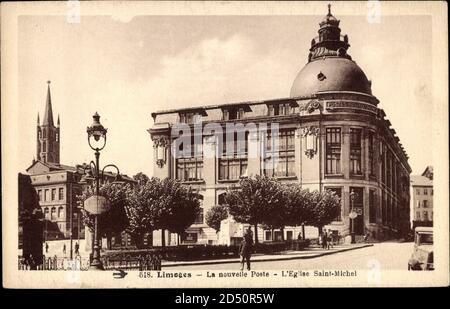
87 112 107 141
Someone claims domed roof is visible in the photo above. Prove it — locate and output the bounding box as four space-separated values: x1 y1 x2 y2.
290 57 372 98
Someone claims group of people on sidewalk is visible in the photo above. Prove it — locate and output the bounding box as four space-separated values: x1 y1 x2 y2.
44 241 80 256
321 229 340 250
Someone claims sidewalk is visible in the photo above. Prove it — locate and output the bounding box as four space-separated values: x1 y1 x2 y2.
162 243 373 267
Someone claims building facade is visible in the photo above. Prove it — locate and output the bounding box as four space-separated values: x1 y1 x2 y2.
410 166 433 226
148 8 411 243
26 161 84 240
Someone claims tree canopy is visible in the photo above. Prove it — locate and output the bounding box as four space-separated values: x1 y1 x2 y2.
205 204 228 232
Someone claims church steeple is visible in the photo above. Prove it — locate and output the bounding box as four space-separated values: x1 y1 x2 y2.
37 81 60 164
308 4 351 62
43 81 54 126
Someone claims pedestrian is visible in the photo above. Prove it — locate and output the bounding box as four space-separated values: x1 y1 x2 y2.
363 231 370 243
321 229 328 249
327 229 334 249
45 242 49 254
63 243 66 255
297 231 302 240
239 227 254 271
74 242 79 255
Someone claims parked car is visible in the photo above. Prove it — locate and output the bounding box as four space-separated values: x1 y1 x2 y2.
408 227 433 270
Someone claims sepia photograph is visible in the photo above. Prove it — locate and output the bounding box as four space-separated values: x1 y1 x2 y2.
2 1 448 289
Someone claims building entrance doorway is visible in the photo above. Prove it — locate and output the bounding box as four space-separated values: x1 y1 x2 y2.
350 187 364 235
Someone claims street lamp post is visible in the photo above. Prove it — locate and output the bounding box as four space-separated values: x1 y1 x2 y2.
349 189 356 244
80 112 123 270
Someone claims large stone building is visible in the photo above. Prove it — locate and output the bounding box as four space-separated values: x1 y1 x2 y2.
410 166 433 226
148 7 412 244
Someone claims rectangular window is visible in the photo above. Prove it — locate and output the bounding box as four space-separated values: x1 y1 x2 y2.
368 131 375 176
179 112 201 124
58 188 64 200
51 189 56 201
262 130 295 177
286 231 293 241
38 190 43 201
423 211 428 221
423 200 428 208
416 211 421 220
350 128 362 175
45 189 49 202
369 190 376 223
386 153 390 188
219 132 248 180
417 200 421 208
265 231 272 241
267 103 293 116
416 188 420 195
223 107 245 120
326 128 341 174
424 188 428 195
387 196 392 225
431 189 433 195
176 136 203 181
381 142 386 184
274 231 283 241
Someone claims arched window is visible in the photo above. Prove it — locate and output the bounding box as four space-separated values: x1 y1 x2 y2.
194 194 204 224
51 207 56 220
58 207 64 218
44 208 49 219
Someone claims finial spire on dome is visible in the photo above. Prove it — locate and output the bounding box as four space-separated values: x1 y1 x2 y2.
328 3 331 15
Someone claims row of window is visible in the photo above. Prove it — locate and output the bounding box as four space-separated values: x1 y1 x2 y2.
326 187 395 226
178 103 297 123
38 187 64 202
43 206 64 220
175 128 380 181
416 188 433 195
416 200 431 208
416 211 433 221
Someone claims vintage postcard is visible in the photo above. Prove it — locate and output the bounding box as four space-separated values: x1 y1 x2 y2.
2 1 448 290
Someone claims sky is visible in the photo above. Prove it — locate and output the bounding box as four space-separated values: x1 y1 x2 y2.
18 13 432 177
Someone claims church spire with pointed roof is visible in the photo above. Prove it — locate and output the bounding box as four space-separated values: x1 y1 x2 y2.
37 81 60 163
43 81 54 126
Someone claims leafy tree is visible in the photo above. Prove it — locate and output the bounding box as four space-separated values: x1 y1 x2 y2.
225 175 285 244
133 172 150 186
124 177 201 247
77 182 130 249
123 177 162 248
283 185 315 240
307 189 341 237
161 179 201 245
205 205 229 232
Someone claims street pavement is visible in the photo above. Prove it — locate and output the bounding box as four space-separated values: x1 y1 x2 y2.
164 242 413 271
